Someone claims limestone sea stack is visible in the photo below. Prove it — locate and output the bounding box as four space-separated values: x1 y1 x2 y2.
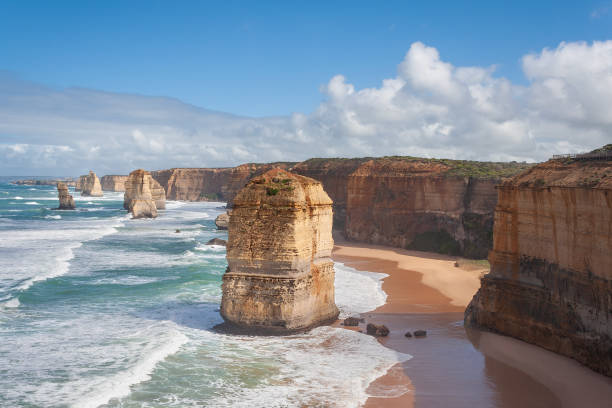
220 168 339 333
465 151 612 376
123 169 166 218
80 171 103 197
56 182 75 210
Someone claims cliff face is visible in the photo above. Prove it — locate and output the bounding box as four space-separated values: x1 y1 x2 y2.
294 158 522 258
80 171 103 197
153 158 528 258
100 175 128 192
56 182 75 210
151 163 294 204
220 168 338 333
124 169 166 218
465 158 612 376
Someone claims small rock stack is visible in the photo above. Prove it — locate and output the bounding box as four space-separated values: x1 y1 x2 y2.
56 182 75 210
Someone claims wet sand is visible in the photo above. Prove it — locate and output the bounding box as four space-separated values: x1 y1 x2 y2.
332 240 612 408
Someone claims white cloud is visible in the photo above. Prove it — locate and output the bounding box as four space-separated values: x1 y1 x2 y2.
0 40 611 175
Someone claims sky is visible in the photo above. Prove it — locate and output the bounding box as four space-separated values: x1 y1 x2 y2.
1 1 611 175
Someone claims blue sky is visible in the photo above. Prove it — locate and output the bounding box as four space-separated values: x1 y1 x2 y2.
1 1 611 175
2 1 611 116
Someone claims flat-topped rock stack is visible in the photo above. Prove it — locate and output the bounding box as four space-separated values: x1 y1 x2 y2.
80 171 103 197
56 182 75 210
465 151 612 376
123 169 166 218
220 168 339 333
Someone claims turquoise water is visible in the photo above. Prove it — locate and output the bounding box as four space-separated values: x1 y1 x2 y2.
0 182 409 408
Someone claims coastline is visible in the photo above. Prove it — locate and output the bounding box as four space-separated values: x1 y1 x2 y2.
332 240 612 408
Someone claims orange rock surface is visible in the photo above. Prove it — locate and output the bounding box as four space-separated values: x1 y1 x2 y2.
466 157 612 376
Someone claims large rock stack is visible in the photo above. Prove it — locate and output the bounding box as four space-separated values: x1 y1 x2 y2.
80 171 103 197
56 182 75 210
465 153 612 376
123 169 166 218
220 168 339 333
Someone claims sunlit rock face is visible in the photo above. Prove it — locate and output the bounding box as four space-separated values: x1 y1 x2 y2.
123 169 166 218
100 175 128 192
220 168 339 333
80 171 103 197
56 182 75 210
466 155 612 376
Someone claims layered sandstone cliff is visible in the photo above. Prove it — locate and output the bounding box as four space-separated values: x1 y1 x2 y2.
124 169 166 218
465 156 612 375
151 163 294 204
80 171 103 197
220 168 339 333
295 158 528 258
153 158 528 258
100 175 128 192
56 182 75 210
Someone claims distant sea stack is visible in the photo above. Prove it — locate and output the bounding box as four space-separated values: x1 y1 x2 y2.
100 175 128 192
80 171 103 197
56 182 75 210
123 169 166 218
220 168 339 333
465 148 612 376
215 212 229 230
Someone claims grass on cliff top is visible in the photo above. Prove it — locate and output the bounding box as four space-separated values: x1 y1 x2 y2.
302 156 534 179
590 144 612 153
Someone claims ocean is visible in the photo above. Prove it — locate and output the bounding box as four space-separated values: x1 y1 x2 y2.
0 181 410 407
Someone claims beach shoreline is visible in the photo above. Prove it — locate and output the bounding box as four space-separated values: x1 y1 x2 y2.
332 240 612 408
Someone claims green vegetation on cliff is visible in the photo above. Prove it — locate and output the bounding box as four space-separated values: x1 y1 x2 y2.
299 156 534 179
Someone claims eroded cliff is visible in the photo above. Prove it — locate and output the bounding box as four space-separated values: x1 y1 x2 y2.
100 175 128 192
151 163 294 204
153 158 528 258
295 157 528 258
220 168 339 333
465 155 612 375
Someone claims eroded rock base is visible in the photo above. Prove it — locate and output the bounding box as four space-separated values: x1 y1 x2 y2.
220 261 339 334
466 256 612 376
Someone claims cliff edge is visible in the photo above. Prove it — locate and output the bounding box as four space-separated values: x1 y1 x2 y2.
220 168 339 333
465 151 612 376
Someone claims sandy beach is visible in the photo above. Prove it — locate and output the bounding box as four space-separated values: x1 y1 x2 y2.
332 240 612 408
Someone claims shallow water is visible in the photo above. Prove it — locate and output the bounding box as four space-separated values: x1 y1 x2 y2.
0 182 409 407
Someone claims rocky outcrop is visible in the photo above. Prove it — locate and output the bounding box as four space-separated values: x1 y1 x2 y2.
100 175 128 192
220 168 339 333
80 171 103 197
465 155 612 376
215 212 229 230
56 182 75 210
123 169 166 218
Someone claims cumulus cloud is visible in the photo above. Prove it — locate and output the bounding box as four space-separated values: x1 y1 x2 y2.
0 40 611 175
